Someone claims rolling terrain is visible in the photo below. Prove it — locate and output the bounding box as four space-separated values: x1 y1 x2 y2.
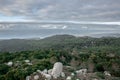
0 35 120 53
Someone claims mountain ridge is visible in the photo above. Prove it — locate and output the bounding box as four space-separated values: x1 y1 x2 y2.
0 34 120 52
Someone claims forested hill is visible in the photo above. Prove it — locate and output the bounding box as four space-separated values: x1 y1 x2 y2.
0 35 120 80
0 35 120 52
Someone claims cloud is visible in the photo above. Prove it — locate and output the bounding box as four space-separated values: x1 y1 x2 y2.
0 24 14 30
55 21 120 26
81 26 88 29
62 26 67 29
0 0 120 21
41 24 59 29
0 25 7 30
31 24 67 29
0 22 119 39
31 21 120 26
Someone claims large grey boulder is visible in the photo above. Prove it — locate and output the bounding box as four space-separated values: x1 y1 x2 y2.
51 62 63 79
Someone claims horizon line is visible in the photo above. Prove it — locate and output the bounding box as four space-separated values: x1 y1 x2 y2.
0 20 120 25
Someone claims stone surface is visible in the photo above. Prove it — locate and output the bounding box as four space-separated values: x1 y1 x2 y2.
43 73 51 80
76 69 87 75
7 61 13 66
43 69 48 74
25 60 30 63
26 76 31 80
34 75 39 80
48 69 52 74
61 72 65 77
51 62 63 78
104 71 111 76
66 76 72 80
71 73 75 76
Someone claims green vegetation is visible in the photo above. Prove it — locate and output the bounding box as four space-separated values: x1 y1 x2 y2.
0 35 120 80
0 35 120 53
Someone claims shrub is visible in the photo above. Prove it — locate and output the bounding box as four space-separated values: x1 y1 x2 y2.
95 63 104 72
0 64 10 75
96 72 105 79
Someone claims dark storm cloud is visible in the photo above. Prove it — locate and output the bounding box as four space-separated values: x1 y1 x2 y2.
0 0 120 21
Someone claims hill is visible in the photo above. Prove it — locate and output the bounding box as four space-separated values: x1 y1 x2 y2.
0 35 120 80
0 34 120 52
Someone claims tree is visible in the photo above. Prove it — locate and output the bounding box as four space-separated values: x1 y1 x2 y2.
0 64 9 75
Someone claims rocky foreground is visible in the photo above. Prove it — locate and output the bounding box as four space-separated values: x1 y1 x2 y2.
25 62 117 80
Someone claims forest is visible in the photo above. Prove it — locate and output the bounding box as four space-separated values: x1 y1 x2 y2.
0 35 120 80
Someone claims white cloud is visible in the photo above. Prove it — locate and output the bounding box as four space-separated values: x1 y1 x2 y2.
31 21 120 26
64 21 120 25
53 26 57 29
41 25 51 28
62 26 67 29
88 22 120 25
81 26 88 29
40 24 67 29
0 24 14 30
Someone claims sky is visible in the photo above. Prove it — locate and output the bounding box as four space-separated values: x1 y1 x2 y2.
0 0 120 39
